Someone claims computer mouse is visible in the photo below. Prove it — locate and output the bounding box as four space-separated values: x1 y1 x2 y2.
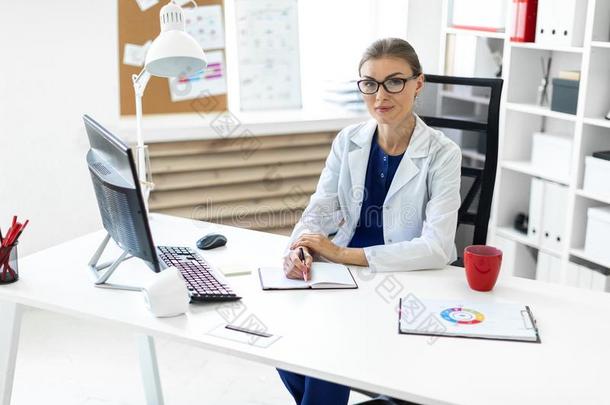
196 233 227 250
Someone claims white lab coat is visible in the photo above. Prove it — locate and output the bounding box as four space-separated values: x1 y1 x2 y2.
287 114 462 272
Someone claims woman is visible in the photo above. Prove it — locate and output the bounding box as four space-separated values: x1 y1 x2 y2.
278 38 462 405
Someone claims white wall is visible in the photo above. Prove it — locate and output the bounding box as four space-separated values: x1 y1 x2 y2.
298 0 411 107
0 0 119 255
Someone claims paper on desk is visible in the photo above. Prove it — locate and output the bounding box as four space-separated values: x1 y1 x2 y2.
135 0 159 12
207 323 281 349
218 264 252 277
123 41 152 67
168 50 227 101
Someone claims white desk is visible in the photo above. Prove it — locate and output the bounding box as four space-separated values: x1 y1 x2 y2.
1 214 609 405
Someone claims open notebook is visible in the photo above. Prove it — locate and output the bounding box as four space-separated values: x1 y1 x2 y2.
399 298 540 343
258 263 358 290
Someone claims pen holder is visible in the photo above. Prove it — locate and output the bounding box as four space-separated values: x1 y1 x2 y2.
0 243 19 284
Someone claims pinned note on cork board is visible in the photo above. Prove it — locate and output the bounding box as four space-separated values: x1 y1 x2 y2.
118 0 227 116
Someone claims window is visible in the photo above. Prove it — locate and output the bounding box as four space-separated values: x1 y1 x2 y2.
298 0 409 108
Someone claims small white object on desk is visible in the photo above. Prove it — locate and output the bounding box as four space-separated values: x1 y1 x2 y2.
141 267 190 317
206 323 281 349
218 264 252 277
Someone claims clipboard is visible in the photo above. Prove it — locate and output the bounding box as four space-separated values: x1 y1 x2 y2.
398 298 541 344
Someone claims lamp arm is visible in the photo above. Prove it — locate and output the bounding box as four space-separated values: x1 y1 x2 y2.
132 69 151 149
132 69 153 211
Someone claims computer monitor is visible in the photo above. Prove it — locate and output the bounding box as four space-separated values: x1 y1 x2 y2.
83 114 161 283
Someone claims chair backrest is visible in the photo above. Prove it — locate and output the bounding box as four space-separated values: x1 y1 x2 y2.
414 75 503 264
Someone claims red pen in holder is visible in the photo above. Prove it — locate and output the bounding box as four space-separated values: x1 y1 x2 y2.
0 242 19 284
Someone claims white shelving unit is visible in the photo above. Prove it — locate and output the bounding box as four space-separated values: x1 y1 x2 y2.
439 0 610 287
437 1 508 172
505 102 578 121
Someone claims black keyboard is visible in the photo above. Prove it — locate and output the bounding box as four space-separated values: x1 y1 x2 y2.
156 246 241 302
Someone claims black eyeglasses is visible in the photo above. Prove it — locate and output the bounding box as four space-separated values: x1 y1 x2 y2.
357 73 420 94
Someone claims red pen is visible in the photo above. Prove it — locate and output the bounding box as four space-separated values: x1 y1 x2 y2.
14 220 29 242
3 223 20 247
0 218 28 281
0 223 17 268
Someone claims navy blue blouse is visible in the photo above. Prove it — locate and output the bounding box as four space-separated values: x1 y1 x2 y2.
348 130 405 248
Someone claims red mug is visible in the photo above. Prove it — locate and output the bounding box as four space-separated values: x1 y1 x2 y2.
464 245 503 292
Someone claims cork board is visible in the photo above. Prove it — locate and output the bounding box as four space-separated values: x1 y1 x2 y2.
118 0 227 116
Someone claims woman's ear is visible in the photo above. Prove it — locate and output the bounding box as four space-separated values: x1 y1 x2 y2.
415 74 425 98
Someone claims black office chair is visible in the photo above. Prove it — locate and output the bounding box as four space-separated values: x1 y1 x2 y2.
351 75 503 405
419 74 503 266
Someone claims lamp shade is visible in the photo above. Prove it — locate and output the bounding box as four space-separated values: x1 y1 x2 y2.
144 1 207 78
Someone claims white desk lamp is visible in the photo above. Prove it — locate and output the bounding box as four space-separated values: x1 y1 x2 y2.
133 0 207 207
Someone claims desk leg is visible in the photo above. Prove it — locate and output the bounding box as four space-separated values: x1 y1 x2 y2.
0 301 23 405
137 334 164 405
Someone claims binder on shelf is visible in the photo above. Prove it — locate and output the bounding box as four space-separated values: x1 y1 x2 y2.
548 255 562 284
566 262 580 287
534 0 551 44
513 243 537 280
540 181 568 252
569 257 610 292
535 0 586 47
535 251 561 283
535 251 551 282
527 178 545 244
578 264 594 289
510 0 538 43
496 235 537 279
591 268 610 292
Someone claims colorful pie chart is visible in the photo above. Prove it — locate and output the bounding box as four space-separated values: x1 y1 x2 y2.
440 307 485 325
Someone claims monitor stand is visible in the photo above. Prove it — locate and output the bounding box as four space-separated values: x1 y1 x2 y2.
88 233 143 292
